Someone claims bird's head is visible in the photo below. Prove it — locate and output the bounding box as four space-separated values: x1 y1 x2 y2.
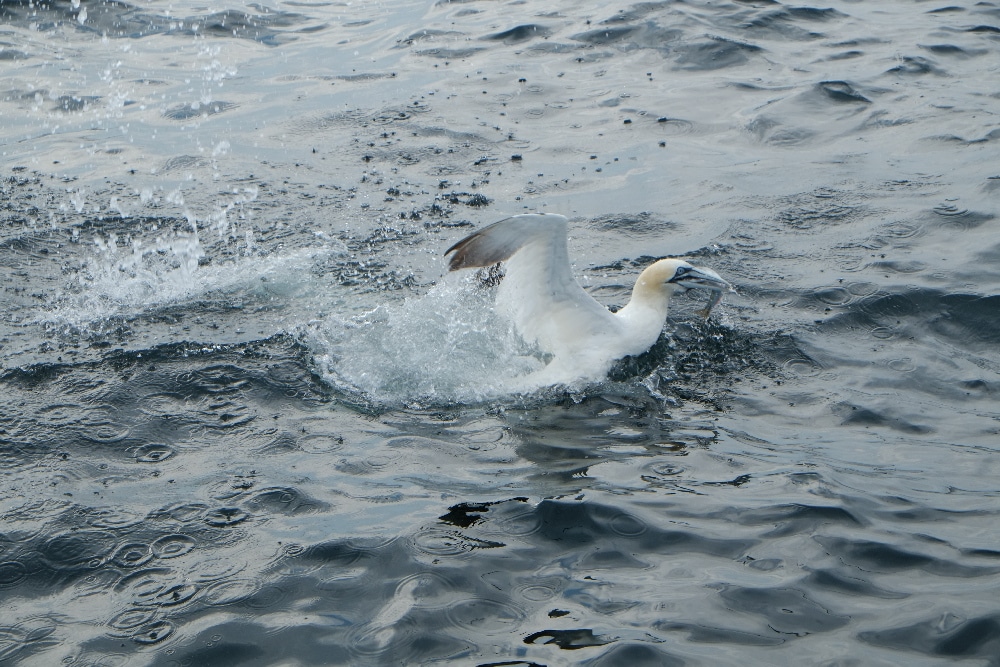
636 258 732 296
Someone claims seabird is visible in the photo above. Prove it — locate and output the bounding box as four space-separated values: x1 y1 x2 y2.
445 213 733 384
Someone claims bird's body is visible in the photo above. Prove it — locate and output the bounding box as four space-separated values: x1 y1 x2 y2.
445 214 732 384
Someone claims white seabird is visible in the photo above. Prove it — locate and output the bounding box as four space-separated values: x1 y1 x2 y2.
445 213 733 385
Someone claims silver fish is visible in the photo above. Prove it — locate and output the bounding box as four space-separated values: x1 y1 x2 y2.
696 288 725 319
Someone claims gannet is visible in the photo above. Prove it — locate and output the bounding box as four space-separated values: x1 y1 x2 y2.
445 213 733 384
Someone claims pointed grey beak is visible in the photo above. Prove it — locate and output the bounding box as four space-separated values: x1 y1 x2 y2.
668 265 734 292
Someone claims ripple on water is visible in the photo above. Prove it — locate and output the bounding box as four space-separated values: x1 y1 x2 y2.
41 530 116 570
347 622 416 660
446 598 526 636
113 567 177 605
244 487 325 515
188 556 244 587
202 578 262 606
516 577 564 603
392 571 457 610
0 561 28 588
0 624 55 664
131 620 174 645
608 511 649 538
719 585 850 636
82 507 144 530
128 443 176 463
203 507 250 527
244 584 289 610
859 612 1000 661
814 286 852 306
153 583 199 607
110 542 154 568
297 432 345 454
157 502 209 524
887 357 917 373
859 292 919 320
108 608 159 633
411 527 483 557
150 534 196 559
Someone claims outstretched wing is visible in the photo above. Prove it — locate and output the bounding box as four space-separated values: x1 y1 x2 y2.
446 214 620 354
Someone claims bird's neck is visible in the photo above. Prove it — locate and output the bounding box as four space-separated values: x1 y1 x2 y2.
613 278 674 355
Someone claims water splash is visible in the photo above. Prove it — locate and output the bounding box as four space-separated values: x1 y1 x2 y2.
310 273 547 406
39 223 342 332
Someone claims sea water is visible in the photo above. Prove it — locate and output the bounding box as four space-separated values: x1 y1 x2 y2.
1 0 998 664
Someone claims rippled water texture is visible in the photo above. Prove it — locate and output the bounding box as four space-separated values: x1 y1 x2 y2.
2 0 999 664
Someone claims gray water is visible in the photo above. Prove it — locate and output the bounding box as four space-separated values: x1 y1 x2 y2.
1 0 999 664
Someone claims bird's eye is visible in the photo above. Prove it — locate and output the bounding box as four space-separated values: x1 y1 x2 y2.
674 267 689 278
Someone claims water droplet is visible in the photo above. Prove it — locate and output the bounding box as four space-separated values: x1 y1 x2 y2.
204 507 249 527
132 620 173 645
130 444 175 463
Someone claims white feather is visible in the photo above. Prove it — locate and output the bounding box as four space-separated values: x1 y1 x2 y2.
446 214 731 385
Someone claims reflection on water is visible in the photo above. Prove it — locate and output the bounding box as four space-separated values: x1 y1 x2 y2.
1 0 999 664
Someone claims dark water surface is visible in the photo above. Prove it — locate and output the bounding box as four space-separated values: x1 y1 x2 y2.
2 0 999 664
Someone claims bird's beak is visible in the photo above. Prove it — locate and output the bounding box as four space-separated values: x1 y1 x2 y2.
668 266 734 292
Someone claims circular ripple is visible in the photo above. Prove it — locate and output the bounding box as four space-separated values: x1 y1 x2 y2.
393 571 456 610
151 534 196 559
344 536 399 554
656 117 694 135
81 423 131 443
363 453 398 470
815 287 851 306
75 568 124 593
0 627 27 662
608 512 647 537
71 653 129 667
496 510 543 537
888 358 917 373
446 598 525 636
153 583 198 607
933 202 968 217
130 444 175 463
0 562 27 587
650 462 684 477
837 257 865 272
204 508 249 527
860 293 917 319
193 556 248 583
516 580 561 602
41 530 115 569
411 528 474 557
348 623 415 658
871 327 895 340
884 222 921 238
283 543 306 557
164 503 208 523
111 543 154 568
84 508 143 530
245 584 289 609
108 608 157 632
298 434 345 454
846 282 880 297
783 359 822 376
207 479 252 502
202 578 260 606
132 620 173 645
115 568 173 604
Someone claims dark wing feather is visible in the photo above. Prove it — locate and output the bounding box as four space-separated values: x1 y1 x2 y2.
445 214 567 271
444 213 621 355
